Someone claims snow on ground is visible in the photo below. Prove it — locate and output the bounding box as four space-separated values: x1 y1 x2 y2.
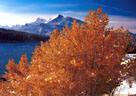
114 80 136 95
122 54 136 60
114 54 136 96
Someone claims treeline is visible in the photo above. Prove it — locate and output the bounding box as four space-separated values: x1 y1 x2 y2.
0 28 49 43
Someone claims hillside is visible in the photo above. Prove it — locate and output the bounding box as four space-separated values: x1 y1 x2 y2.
0 28 49 43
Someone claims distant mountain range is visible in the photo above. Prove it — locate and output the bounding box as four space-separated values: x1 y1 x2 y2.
1 14 136 37
2 14 83 35
0 14 136 48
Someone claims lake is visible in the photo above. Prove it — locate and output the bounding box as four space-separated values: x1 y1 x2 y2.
0 42 40 77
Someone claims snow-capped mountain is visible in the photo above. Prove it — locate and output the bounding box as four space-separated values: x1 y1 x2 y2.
10 14 83 35
34 18 47 24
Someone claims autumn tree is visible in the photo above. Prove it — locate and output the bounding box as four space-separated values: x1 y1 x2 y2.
0 8 134 96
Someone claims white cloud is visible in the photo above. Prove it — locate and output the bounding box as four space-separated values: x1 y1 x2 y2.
108 15 136 33
62 11 87 16
62 11 136 33
62 11 87 20
0 11 57 26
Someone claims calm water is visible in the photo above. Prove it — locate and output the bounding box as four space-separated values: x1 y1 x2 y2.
0 42 40 76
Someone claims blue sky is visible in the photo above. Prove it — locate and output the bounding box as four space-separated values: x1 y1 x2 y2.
0 0 136 32
0 0 135 16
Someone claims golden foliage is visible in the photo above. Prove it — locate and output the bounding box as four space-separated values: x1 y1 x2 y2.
0 8 134 96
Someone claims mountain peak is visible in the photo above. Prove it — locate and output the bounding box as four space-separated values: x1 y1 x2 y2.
10 15 83 35
57 14 64 18
35 18 47 23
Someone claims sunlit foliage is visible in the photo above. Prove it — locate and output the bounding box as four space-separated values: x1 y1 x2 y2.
0 8 134 96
